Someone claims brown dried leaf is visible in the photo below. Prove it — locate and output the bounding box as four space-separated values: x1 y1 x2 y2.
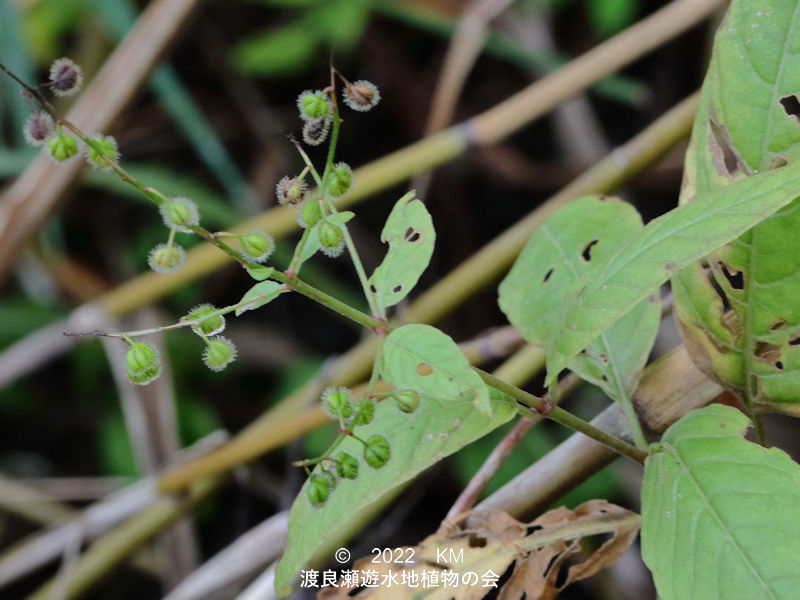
317 500 639 600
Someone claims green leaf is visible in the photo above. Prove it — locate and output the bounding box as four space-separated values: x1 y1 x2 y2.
368 192 435 310
295 211 354 269
641 404 800 599
246 265 275 281
543 161 800 388
274 387 516 595
232 21 318 77
499 197 659 446
672 1 800 413
382 324 492 416
235 281 285 316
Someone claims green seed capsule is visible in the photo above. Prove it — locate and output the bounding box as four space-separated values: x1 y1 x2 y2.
351 398 375 426
323 387 352 419
392 389 421 413
185 304 226 336
125 342 160 385
297 90 331 121
319 220 344 257
307 475 330 506
328 163 353 197
298 200 322 229
364 434 391 469
335 452 359 479
47 134 79 161
126 342 159 373
202 336 237 372
160 197 199 233
239 231 275 263
86 135 119 171
147 243 186 274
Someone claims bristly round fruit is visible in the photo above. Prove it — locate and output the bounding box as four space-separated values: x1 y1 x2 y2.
297 199 323 229
335 452 359 479
85 134 119 171
302 116 332 146
363 434 391 468
125 341 160 385
322 387 352 419
159 197 199 233
275 176 308 206
343 80 380 112
23 111 54 147
307 474 330 506
202 336 237 372
239 231 275 263
392 388 421 414
328 162 353 197
185 304 226 337
351 398 375 426
47 133 79 162
318 220 345 258
49 58 83 97
297 90 332 121
147 243 186 274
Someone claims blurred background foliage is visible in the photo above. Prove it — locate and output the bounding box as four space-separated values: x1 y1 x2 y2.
0 0 699 597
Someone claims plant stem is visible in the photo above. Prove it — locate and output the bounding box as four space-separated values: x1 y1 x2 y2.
287 225 312 275
323 81 383 319
475 368 647 464
339 222 382 318
271 270 383 332
366 341 384 396
293 434 347 469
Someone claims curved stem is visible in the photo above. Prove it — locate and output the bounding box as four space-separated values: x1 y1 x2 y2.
474 368 647 464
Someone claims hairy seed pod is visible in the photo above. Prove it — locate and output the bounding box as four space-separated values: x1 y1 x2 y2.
23 111 54 147
363 434 391 468
85 134 119 171
276 176 308 206
328 162 353 197
202 336 237 372
297 199 322 229
323 387 352 419
302 116 332 146
335 452 359 479
351 398 375 426
392 389 421 413
185 304 226 337
319 220 345 258
49 58 83 97
47 134 79 162
125 342 160 385
343 80 380 112
307 474 330 506
239 231 275 263
159 197 199 233
297 90 332 121
147 243 186 274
